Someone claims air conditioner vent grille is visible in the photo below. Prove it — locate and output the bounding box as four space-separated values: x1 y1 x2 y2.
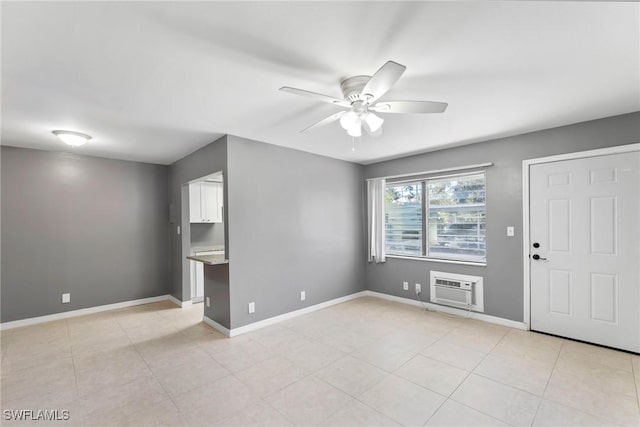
430 271 484 313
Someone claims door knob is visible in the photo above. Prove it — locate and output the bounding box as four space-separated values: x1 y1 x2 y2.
533 242 540 248
532 254 547 260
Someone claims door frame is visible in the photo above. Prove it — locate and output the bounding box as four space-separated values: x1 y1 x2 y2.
521 143 640 330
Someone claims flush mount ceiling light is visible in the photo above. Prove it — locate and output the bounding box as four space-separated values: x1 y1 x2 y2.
280 60 448 148
52 130 92 147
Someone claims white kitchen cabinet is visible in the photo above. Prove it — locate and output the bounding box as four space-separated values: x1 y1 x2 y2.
202 182 222 222
189 183 202 223
189 182 223 223
190 258 205 302
190 260 200 302
190 250 224 302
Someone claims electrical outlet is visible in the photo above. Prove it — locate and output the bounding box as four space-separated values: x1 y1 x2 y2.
300 291 306 301
177 226 181 235
403 281 409 291
62 293 70 304
248 302 255 314
206 296 210 307
507 226 515 237
415 283 422 294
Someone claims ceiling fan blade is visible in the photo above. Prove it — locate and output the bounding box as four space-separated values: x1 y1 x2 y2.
280 87 350 108
301 111 346 133
360 61 407 102
371 100 448 114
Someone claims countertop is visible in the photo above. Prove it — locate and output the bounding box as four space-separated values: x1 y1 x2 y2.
191 246 225 253
187 254 229 265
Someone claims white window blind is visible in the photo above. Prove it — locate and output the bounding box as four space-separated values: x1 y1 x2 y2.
385 172 486 263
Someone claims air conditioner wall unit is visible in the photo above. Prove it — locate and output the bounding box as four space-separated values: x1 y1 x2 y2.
429 271 484 313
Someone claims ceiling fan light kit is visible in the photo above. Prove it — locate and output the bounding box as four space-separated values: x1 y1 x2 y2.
280 60 448 148
340 111 362 137
365 112 384 132
338 110 383 137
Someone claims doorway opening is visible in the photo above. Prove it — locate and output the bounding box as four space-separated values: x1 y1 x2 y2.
186 171 225 304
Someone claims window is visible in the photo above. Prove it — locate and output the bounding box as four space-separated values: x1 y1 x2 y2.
385 173 486 262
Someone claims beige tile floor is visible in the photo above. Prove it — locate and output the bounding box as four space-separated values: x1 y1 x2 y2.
1 296 639 426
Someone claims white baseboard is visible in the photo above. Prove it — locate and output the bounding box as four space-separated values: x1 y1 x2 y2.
0 295 170 330
229 291 368 337
365 291 527 330
199 289 525 337
168 295 193 308
202 315 231 337
168 295 182 307
1 289 526 334
200 291 368 338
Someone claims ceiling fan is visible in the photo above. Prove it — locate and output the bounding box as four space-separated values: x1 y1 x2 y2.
280 60 448 138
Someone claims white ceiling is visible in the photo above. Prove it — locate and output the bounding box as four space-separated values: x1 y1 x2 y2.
2 1 638 165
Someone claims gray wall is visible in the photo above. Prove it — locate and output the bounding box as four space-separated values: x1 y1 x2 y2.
226 136 366 328
5 112 636 325
168 136 228 301
1 146 169 322
203 264 230 329
364 111 640 322
190 223 225 249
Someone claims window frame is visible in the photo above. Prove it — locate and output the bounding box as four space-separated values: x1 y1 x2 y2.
384 171 487 265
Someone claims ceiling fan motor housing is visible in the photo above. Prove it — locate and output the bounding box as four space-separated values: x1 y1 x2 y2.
340 76 372 104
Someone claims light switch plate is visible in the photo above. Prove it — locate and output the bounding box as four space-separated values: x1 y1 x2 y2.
248 302 255 314
507 226 515 237
62 293 70 304
403 281 409 291
206 297 210 307
300 291 306 301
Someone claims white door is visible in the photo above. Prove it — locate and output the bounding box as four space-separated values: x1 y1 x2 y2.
529 151 640 352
